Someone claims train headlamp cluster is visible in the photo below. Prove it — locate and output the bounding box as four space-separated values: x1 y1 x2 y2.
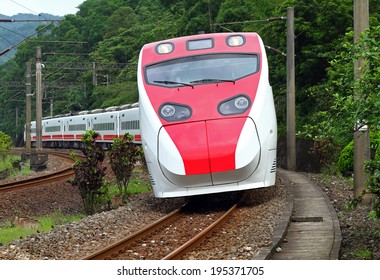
159 95 250 122
159 103 192 122
226 35 245 47
156 35 246 55
156 43 174 54
218 95 251 115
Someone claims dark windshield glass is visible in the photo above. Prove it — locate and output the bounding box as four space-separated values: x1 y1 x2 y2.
145 53 259 87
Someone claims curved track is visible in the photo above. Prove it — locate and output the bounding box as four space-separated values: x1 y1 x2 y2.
82 202 238 260
0 151 75 193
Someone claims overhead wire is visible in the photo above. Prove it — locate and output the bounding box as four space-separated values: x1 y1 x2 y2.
8 0 49 20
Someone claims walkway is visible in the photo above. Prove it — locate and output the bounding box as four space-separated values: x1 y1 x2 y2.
254 168 341 260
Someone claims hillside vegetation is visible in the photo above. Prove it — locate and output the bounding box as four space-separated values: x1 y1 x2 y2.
0 0 379 171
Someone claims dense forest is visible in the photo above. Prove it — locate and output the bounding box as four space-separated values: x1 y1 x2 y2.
0 0 380 168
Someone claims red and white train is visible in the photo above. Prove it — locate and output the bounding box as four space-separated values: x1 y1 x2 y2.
27 103 141 149
138 32 277 198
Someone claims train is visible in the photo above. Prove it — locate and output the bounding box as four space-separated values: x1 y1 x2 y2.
25 32 277 198
138 32 277 198
26 103 141 149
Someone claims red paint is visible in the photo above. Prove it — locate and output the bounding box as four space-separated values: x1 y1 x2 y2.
64 134 75 140
103 134 118 141
141 33 262 175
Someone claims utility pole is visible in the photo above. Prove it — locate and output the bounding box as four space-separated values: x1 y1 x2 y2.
25 62 32 153
35 47 43 151
93 62 97 86
286 7 296 171
353 0 370 202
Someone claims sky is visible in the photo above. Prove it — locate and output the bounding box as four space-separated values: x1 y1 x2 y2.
0 0 86 16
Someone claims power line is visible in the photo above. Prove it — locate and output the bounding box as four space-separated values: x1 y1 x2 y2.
0 22 54 56
8 0 50 20
0 19 61 22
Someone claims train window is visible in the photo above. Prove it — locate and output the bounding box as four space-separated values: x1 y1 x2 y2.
145 53 259 87
93 122 115 131
45 126 61 132
187 38 213 50
69 124 86 131
121 120 140 130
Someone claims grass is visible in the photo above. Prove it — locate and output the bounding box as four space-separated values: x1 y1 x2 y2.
0 155 32 178
352 248 373 260
0 210 84 246
127 177 152 195
0 167 151 246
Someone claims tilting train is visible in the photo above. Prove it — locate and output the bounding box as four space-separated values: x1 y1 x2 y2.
25 32 277 198
138 32 277 198
27 103 141 149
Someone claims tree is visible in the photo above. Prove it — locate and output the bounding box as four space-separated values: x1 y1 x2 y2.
304 26 380 217
108 133 141 199
70 130 106 215
0 131 13 161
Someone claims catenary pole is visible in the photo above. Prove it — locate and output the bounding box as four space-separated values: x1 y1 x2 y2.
35 47 43 151
353 0 370 202
25 62 32 153
286 7 296 170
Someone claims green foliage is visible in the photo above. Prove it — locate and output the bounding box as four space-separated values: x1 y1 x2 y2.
337 141 354 175
108 133 141 199
0 131 13 160
0 210 83 246
364 158 380 219
352 248 373 260
70 130 106 215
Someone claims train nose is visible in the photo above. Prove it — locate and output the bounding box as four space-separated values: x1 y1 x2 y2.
158 118 260 186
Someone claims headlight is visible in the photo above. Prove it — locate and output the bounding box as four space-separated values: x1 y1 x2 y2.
218 95 251 115
226 35 245 47
159 103 192 122
156 43 174 54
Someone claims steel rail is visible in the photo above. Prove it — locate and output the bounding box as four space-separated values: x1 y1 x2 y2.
0 151 76 192
82 202 238 260
81 208 183 260
161 203 237 260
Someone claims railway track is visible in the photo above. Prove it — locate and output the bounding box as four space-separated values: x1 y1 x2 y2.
82 201 238 260
0 151 76 193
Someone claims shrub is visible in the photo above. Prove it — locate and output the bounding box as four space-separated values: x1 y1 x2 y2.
70 130 106 215
337 141 354 175
0 131 13 161
108 133 141 200
337 131 380 175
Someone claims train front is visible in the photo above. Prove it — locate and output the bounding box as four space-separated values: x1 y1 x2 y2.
138 33 277 198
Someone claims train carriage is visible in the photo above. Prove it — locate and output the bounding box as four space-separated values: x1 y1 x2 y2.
42 117 64 148
27 104 141 148
63 115 91 148
138 32 277 198
118 105 141 144
90 110 119 146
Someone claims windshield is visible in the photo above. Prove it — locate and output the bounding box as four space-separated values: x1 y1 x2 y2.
145 53 259 87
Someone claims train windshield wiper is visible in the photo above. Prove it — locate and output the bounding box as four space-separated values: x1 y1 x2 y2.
153 80 194 89
189 79 236 85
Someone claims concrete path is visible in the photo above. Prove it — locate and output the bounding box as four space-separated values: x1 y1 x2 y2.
254 168 341 260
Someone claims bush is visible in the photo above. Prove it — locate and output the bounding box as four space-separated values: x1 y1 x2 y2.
337 141 354 175
0 131 12 161
337 131 380 175
70 130 106 215
108 133 141 200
